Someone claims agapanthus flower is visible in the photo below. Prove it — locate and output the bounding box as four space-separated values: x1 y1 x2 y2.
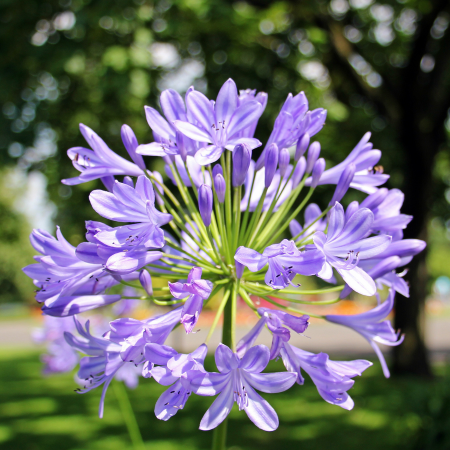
326 289 403 378
33 315 79 374
235 240 325 289
256 92 326 170
23 228 123 316
144 343 207 420
308 132 389 194
313 202 391 295
169 267 213 333
62 124 145 187
89 175 172 249
174 79 263 165
24 78 425 436
280 343 372 409
137 88 199 158
190 344 296 431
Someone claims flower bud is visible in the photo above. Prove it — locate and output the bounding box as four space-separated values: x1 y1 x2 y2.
306 141 320 173
198 184 213 227
214 173 226 203
295 133 310 162
139 270 153 296
123 176 134 187
264 143 278 188
232 144 252 187
278 148 290 178
292 156 306 188
311 158 326 188
330 163 355 205
212 164 223 178
235 260 244 279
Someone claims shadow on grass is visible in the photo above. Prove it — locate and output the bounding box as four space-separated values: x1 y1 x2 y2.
0 349 448 450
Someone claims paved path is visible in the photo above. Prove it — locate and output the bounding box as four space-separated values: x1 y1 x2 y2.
1 316 449 361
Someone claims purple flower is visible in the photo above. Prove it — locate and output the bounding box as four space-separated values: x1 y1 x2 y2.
33 316 79 374
23 228 122 316
235 240 325 290
256 92 326 170
232 143 252 187
237 88 268 138
280 343 372 409
137 88 199 158
305 141 320 173
214 173 226 203
307 132 389 194
363 188 413 234
81 221 163 274
174 79 263 165
169 267 213 333
312 202 391 295
66 308 183 417
144 344 207 420
289 203 326 241
62 124 145 186
190 344 296 431
311 157 326 188
295 133 310 162
278 147 290 178
326 289 403 378
198 184 213 227
330 163 356 205
265 143 279 188
89 175 172 249
237 307 309 359
64 317 127 417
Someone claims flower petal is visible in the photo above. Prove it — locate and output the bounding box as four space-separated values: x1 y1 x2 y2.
199 381 234 430
336 266 376 296
244 385 279 431
239 345 270 373
244 371 296 393
234 246 268 272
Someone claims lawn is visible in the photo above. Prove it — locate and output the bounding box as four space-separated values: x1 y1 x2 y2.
0 349 448 450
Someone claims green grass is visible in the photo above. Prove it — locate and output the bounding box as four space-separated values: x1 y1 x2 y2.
0 349 448 450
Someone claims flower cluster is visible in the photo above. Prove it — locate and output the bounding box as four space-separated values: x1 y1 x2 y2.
24 79 425 432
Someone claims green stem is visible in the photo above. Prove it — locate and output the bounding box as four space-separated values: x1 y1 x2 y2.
211 283 235 450
113 381 146 450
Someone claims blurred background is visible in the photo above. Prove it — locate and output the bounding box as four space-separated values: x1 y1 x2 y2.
1 0 450 448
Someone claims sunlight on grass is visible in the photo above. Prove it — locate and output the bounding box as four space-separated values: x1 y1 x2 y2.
0 350 448 450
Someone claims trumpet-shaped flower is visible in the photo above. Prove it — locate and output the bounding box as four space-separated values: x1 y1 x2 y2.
313 202 391 296
89 176 172 249
174 79 263 165
144 344 207 420
308 132 389 194
190 344 296 431
62 124 145 186
169 267 213 333
280 343 372 409
235 240 325 290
